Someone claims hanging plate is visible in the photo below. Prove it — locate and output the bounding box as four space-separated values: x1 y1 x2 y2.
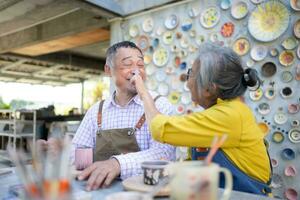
158 83 169 96
281 37 299 50
195 35 205 46
297 44 300 59
257 102 271 115
153 47 169 67
291 119 300 127
272 131 284 143
284 188 298 200
188 7 200 18
261 62 277 77
221 22 234 37
142 17 154 33
220 0 231 10
231 1 248 20
269 48 279 57
248 1 289 42
274 112 288 125
264 87 275 100
155 70 167 82
246 60 255 67
200 7 220 29
144 54 152 65
168 92 180 104
288 103 300 114
137 35 149 51
250 0 264 4
284 165 297 177
296 63 300 81
181 93 191 105
164 14 179 30
279 50 295 66
250 45 267 61
290 0 300 11
271 158 278 168
281 148 296 160
176 105 185 114
288 128 300 143
281 71 293 83
146 65 155 76
280 86 293 98
146 78 158 91
181 18 193 32
162 31 174 45
232 38 250 56
249 88 263 101
129 24 139 38
294 19 300 39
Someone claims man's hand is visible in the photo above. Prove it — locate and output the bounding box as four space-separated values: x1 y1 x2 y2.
77 158 121 191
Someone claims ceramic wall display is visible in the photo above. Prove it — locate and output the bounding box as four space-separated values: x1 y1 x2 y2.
180 37 189 49
157 83 169 96
221 22 234 37
144 54 152 65
279 50 295 67
288 103 300 114
146 78 158 91
296 64 300 81
281 148 296 160
248 1 289 42
291 119 300 127
231 1 248 20
168 91 180 104
146 65 155 76
179 62 187 70
284 188 298 200
290 0 300 11
271 158 278 168
153 47 169 67
200 6 220 29
195 35 205 46
142 17 154 33
272 131 284 143
162 31 174 45
280 86 293 98
232 37 250 56
261 62 277 77
181 18 193 31
181 93 191 105
152 38 159 48
137 35 149 51
288 128 300 143
155 70 167 82
271 173 284 189
258 122 269 135
264 87 275 100
281 37 299 50
269 48 279 57
129 24 139 38
249 88 263 101
250 45 268 61
257 102 271 115
164 14 179 30
220 0 231 10
274 112 288 125
281 71 293 83
284 165 297 177
188 7 200 18
294 19 300 39
176 105 185 114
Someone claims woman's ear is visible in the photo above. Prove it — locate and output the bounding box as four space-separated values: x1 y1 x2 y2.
104 64 112 77
204 84 217 97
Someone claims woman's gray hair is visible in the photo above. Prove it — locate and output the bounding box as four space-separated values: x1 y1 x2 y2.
195 43 255 99
105 41 143 68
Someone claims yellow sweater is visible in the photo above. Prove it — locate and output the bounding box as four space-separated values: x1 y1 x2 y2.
150 98 271 183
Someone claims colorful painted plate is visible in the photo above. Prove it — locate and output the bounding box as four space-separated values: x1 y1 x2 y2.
195 35 205 46
144 54 152 65
246 60 255 67
282 37 298 50
279 50 295 66
142 17 154 33
296 63 300 81
272 131 284 143
288 128 300 143
153 47 169 67
258 122 269 135
200 7 220 29
261 62 277 77
231 1 248 20
248 1 289 42
290 0 300 11
181 18 193 31
129 24 139 38
274 112 288 125
232 38 250 56
250 0 264 4
264 87 275 100
220 0 231 10
284 188 298 200
158 83 169 96
284 165 297 177
280 86 293 98
164 14 179 30
281 71 293 83
137 35 149 51
168 92 180 104
176 105 185 114
281 148 296 160
271 158 278 168
250 45 267 61
249 88 263 101
288 103 300 114
257 102 271 115
221 22 234 37
269 48 279 57
162 31 174 45
294 19 300 39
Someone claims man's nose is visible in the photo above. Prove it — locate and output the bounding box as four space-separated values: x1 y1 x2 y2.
131 68 140 75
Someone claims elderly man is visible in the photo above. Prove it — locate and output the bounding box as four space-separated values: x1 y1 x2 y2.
71 41 175 191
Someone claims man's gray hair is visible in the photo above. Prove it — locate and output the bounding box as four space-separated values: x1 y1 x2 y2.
105 41 143 68
195 43 247 99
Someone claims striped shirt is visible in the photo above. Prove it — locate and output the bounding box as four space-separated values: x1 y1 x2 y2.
72 92 175 179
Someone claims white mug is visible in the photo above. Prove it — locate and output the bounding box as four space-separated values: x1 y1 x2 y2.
167 161 232 200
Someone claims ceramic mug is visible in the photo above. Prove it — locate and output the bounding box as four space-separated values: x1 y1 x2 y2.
75 147 93 170
141 160 169 185
167 161 232 200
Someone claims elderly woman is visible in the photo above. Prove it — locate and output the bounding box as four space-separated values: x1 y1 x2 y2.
131 43 272 196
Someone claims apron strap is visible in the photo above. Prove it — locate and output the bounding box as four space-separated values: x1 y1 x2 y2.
135 95 162 129
97 100 105 127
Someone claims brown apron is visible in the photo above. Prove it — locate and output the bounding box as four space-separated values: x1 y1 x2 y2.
94 96 161 161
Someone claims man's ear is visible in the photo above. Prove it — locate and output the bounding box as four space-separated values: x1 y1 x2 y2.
104 64 112 77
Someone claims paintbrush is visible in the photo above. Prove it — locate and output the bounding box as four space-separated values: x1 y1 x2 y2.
205 134 228 165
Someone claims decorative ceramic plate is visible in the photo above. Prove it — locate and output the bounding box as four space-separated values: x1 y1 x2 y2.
281 148 295 160
155 70 167 82
290 0 300 11
156 27 164 36
296 63 300 81
269 48 279 57
294 19 300 39
288 128 300 143
184 82 189 91
164 14 179 30
261 62 277 77
162 31 174 45
144 54 152 65
246 60 255 67
171 76 183 91
220 0 231 10
248 1 289 42
181 18 193 31
281 37 298 50
249 88 263 101
232 38 250 56
250 0 264 4
200 7 220 28
250 45 267 61
168 92 180 104
264 87 275 100
221 22 234 37
158 83 169 96
129 24 139 38
297 44 300 59
274 112 288 125
142 17 154 33
188 7 200 18
280 86 293 98
281 71 293 83
137 35 149 51
180 37 189 49
257 102 271 115
195 35 205 46
258 122 269 135
231 1 248 20
152 38 159 48
291 119 300 127
153 47 169 67
176 105 185 114
181 93 191 105
146 65 155 76
288 103 300 114
272 131 284 143
284 188 298 200
271 158 278 168
146 78 158 90
279 50 295 67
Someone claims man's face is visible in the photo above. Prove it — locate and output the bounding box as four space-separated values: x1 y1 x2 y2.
108 47 146 94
